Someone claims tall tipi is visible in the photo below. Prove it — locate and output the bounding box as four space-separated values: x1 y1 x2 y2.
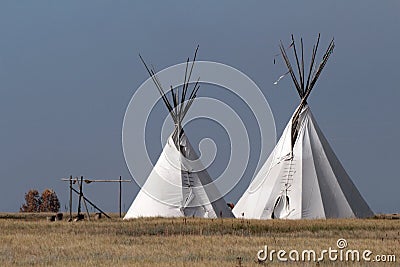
233 35 373 219
124 47 234 219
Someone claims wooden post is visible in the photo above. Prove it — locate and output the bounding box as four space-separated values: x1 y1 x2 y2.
69 175 72 221
78 176 83 217
82 197 91 221
119 176 122 218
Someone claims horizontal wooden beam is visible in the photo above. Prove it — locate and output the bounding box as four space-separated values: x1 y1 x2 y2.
61 178 132 183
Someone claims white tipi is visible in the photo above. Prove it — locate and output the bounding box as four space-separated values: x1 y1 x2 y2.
124 47 234 219
233 35 373 219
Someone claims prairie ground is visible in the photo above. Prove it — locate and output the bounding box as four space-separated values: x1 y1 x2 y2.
0 213 399 266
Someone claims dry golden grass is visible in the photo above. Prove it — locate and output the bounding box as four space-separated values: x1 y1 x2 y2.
0 213 399 266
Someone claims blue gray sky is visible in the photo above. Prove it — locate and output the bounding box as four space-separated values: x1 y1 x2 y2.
0 1 399 213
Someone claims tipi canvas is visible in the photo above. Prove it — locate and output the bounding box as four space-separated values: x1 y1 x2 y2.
233 35 373 219
124 47 234 219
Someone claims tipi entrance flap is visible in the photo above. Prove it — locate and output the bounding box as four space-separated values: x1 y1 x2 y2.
271 195 292 219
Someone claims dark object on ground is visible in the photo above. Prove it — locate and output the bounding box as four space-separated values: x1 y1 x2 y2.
56 213 63 221
73 214 84 222
47 215 56 222
94 213 102 220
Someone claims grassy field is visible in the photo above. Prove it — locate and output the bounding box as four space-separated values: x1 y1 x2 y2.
0 213 399 266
